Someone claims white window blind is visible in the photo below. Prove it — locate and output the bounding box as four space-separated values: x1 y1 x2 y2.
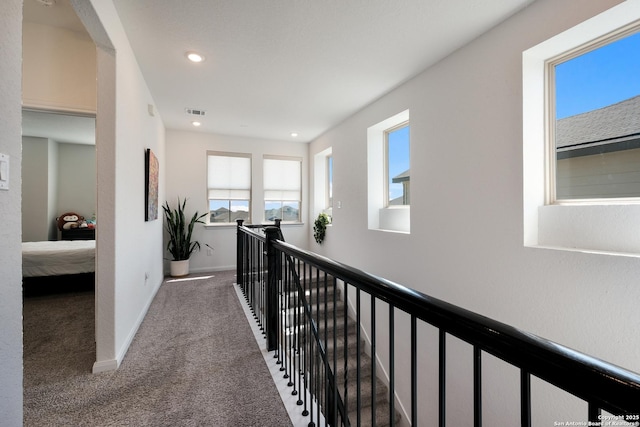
263 157 301 201
207 153 251 199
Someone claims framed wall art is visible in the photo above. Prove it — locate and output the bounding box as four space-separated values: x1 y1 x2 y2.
145 148 159 221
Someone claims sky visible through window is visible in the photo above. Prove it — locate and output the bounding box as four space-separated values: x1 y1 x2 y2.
555 30 640 119
388 125 410 202
328 155 333 207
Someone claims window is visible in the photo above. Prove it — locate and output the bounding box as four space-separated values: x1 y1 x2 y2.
313 147 333 220
207 152 251 224
385 123 410 206
523 1 640 254
550 29 640 201
367 110 410 233
263 156 301 222
327 154 333 209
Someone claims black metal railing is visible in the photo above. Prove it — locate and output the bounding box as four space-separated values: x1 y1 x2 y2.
236 220 640 427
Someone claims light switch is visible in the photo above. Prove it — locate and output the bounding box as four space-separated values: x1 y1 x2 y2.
0 153 9 190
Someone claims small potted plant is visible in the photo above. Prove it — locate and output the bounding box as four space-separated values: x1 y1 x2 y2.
313 212 331 244
162 198 207 277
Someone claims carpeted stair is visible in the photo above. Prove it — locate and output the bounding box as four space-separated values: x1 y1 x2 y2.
287 277 402 427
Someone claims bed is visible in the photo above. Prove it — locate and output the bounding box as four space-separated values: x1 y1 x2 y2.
22 240 96 296
22 240 96 277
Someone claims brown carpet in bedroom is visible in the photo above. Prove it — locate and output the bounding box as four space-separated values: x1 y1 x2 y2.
23 270 293 427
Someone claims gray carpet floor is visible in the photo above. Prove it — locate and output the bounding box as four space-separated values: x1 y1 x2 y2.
23 270 294 427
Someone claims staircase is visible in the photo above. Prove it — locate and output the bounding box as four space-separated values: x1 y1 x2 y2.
285 277 402 427
239 222 640 427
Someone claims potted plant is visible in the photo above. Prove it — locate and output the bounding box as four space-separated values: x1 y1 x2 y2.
313 212 331 244
162 198 207 277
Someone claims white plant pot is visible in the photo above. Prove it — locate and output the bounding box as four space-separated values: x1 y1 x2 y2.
170 259 190 277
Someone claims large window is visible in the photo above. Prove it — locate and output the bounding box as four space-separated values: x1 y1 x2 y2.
207 152 251 224
385 123 410 206
550 29 640 201
263 156 301 222
367 110 410 233
523 1 640 254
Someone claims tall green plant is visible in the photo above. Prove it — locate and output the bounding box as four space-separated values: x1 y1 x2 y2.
162 198 207 261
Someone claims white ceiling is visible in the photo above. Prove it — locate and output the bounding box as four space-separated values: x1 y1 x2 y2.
24 0 535 143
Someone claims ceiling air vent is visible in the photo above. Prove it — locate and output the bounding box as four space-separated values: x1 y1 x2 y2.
185 108 206 116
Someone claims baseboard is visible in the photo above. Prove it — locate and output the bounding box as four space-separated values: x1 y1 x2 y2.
92 358 119 373
167 265 236 275
93 276 163 374
119 277 163 364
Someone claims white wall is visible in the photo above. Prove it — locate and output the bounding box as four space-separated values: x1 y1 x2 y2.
22 22 97 114
22 139 96 242
57 142 96 220
165 129 309 272
48 139 59 240
22 137 51 242
69 0 166 372
310 0 636 424
0 0 23 424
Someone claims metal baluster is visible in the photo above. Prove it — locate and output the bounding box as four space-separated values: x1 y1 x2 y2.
308 313 316 427
282 263 289 377
343 281 350 425
389 305 395 427
371 294 377 427
332 275 338 426
439 329 446 427
259 238 264 335
301 261 309 415
356 289 362 427
588 404 601 427
411 315 417 427
275 252 283 366
244 233 249 301
474 346 482 427
298 259 304 394
290 259 298 392
520 370 531 427
317 336 322 427
310 269 320 425
263 239 268 337
322 346 327 427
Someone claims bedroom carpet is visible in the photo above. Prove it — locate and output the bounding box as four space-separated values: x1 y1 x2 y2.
23 270 294 427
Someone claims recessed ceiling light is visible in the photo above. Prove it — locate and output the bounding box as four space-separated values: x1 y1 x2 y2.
186 52 205 63
291 132 299 138
36 0 56 6
192 121 201 127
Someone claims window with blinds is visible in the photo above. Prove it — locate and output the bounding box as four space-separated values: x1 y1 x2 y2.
263 156 302 222
207 151 251 223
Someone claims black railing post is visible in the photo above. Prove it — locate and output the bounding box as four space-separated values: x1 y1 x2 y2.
264 226 280 351
236 219 244 287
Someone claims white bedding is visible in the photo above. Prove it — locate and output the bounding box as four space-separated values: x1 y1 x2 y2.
22 240 96 278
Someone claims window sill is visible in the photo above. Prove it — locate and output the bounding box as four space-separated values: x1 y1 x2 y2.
204 222 305 229
531 203 640 256
376 206 410 233
372 228 410 235
204 223 237 229
526 243 640 259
